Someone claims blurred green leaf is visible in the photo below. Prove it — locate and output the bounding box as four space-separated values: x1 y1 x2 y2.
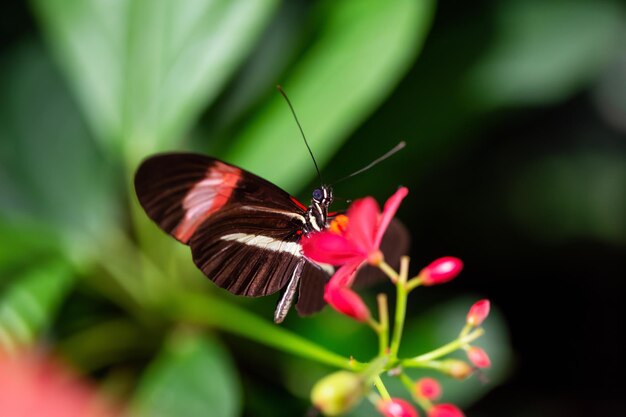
224 0 435 190
0 220 60 274
465 0 626 108
32 0 281 157
0 260 74 352
133 332 241 417
0 41 116 255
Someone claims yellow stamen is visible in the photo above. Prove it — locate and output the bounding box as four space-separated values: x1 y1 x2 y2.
329 214 349 234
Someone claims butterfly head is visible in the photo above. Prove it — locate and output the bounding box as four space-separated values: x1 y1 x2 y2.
306 186 333 232
312 186 333 206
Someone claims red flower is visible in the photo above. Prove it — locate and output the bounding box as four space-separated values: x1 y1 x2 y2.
428 404 465 417
466 346 491 368
466 299 490 326
414 377 442 400
419 257 463 286
302 188 408 319
303 187 408 270
0 351 118 417
377 398 419 417
324 268 371 322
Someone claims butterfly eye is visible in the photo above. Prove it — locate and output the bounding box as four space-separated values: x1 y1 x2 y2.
312 189 323 200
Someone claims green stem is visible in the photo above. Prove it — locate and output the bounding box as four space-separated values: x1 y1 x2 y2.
402 328 484 366
405 275 423 292
389 256 409 359
378 260 399 283
377 294 389 355
167 291 363 371
374 375 391 401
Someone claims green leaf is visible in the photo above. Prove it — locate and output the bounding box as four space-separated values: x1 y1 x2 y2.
0 260 74 351
224 0 435 191
0 41 116 254
133 332 241 417
32 0 281 157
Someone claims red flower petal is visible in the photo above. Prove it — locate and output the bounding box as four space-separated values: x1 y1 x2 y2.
428 404 465 417
328 262 362 288
415 377 442 400
466 346 491 368
324 283 370 322
375 187 408 247
466 299 490 327
377 398 419 417
420 257 463 286
302 232 365 265
346 197 380 253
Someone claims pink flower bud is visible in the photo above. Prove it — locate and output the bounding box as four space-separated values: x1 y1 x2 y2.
377 398 419 417
414 378 442 400
419 257 463 286
466 346 491 368
311 371 364 416
439 359 472 379
466 299 490 326
324 284 371 322
428 404 465 417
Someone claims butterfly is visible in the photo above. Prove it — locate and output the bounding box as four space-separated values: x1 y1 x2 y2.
134 152 408 323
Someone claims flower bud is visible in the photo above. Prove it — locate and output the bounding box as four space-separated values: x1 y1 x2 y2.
324 284 371 322
439 359 472 380
419 257 463 286
414 378 441 400
377 398 419 417
311 371 364 416
466 346 491 368
466 299 490 327
428 404 465 417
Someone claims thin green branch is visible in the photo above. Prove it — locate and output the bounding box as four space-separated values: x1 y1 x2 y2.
389 256 410 359
402 328 484 366
167 291 363 371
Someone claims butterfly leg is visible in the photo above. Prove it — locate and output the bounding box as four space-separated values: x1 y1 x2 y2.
274 258 305 323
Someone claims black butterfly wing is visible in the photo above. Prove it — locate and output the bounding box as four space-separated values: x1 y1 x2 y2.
134 153 307 244
134 153 329 315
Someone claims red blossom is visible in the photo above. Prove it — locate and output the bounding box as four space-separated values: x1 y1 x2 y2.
324 275 371 322
466 346 491 368
419 257 463 286
302 188 408 318
428 404 465 417
466 299 490 326
302 187 408 269
377 398 419 417
414 377 442 400
0 351 118 417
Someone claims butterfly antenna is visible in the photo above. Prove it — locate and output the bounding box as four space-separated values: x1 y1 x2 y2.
331 141 406 185
277 85 323 184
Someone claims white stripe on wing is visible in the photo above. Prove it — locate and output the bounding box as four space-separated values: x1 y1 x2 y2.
220 233 302 256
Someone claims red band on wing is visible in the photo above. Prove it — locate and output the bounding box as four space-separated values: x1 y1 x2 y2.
290 196 307 211
173 162 241 242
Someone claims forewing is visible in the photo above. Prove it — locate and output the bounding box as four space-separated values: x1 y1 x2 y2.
134 153 305 243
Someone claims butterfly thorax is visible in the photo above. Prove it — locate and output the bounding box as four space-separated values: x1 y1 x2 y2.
305 186 333 233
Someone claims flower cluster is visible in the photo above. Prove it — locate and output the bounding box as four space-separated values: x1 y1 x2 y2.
305 188 493 416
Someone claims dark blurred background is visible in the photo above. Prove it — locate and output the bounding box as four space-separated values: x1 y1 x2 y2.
1 1 625 416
